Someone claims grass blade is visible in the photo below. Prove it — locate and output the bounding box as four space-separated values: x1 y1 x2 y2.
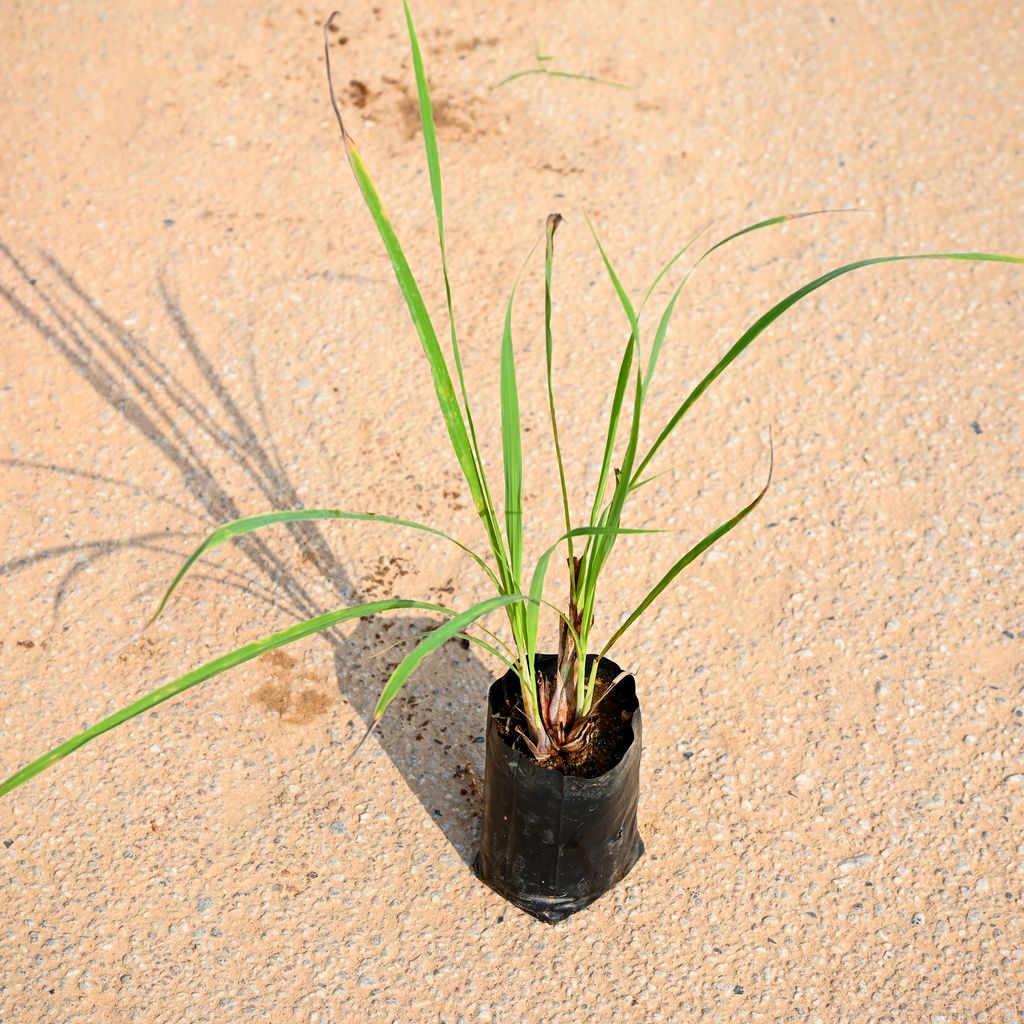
496 236 543 700
581 216 644 585
149 508 501 625
639 221 716 312
369 594 528 725
599 439 774 666
498 44 628 89
579 229 647 630
587 334 636 533
455 631 517 673
524 525 665 659
585 213 640 362
399 1 503 564
323 14 505 572
642 210 864 394
498 68 628 89
642 273 689 397
544 213 574 583
500 251 532 583
402 0 445 259
633 251 1024 483
372 626 518 674
702 208 867 261
0 598 447 799
581 366 644 640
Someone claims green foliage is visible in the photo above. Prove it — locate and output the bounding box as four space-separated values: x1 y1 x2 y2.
1 3 1020 796
0 598 448 799
497 42 628 90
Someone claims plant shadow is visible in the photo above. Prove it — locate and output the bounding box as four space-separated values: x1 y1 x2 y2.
0 245 490 866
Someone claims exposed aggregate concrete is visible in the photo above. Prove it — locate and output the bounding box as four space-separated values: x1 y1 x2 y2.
1 0 1022 1021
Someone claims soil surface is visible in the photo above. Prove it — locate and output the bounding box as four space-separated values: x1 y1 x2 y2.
2 1 1023 1022
496 668 637 778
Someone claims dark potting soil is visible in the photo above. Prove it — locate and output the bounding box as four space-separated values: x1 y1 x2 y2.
494 667 637 779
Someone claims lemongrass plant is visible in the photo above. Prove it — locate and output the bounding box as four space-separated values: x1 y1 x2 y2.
1 2 1021 797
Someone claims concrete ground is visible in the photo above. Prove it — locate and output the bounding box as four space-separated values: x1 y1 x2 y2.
1 0 1022 1020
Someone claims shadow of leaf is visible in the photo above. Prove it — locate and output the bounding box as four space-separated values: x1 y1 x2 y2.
1 245 493 865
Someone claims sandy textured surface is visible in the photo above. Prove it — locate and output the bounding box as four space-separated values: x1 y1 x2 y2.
2 0 1022 1021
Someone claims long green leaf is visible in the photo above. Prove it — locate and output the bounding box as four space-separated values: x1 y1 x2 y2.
456 631 517 673
642 210 864 397
500 249 533 584
323 14 506 574
580 229 647 629
633 251 1024 483
523 525 665 659
587 333 635 534
580 215 649 590
543 213 574 583
639 221 715 312
0 598 447 798
581 215 643 585
371 626 518 674
581 362 644 637
702 208 865 261
642 277 689 397
586 213 640 350
497 236 545 695
370 595 528 723
575 221 713 567
402 0 445 258
599 441 774 666
149 508 500 625
400 0 502 568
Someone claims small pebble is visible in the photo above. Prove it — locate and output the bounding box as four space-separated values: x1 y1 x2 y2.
838 854 873 871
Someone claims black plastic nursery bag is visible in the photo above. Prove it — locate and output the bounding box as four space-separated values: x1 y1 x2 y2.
474 654 644 923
